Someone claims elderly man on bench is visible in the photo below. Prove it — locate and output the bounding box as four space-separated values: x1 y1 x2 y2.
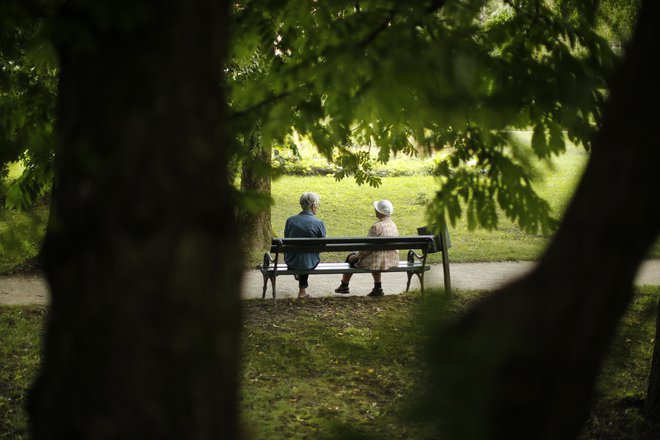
283 192 327 299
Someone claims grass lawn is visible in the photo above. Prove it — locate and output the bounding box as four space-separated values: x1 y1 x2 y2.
2 287 659 439
0 203 48 274
2 145 659 273
0 307 45 438
271 145 587 264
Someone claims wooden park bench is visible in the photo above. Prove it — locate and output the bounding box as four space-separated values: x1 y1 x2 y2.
258 227 451 300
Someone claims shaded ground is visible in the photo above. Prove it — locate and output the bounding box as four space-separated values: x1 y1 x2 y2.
2 260 660 305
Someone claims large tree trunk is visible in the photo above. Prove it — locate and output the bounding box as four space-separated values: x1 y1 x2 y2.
236 126 273 259
426 2 660 439
28 1 242 439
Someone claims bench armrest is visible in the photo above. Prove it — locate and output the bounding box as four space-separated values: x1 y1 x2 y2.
262 252 275 268
407 249 426 263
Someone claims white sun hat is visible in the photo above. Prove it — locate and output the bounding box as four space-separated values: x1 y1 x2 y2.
373 200 394 216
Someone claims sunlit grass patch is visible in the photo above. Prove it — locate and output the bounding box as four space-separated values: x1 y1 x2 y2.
0 204 48 274
269 145 591 264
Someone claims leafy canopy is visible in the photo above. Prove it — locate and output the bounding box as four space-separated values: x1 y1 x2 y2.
229 0 626 234
0 0 639 235
0 0 58 209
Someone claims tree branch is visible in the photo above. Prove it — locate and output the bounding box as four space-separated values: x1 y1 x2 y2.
231 0 450 120
357 8 396 48
228 90 294 120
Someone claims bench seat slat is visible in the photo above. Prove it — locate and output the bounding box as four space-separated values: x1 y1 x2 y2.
260 261 429 276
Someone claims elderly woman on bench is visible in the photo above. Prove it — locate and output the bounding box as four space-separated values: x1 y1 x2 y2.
334 200 399 297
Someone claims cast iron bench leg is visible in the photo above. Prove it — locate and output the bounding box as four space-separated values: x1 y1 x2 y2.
406 271 425 296
420 272 425 300
269 274 277 300
261 272 268 299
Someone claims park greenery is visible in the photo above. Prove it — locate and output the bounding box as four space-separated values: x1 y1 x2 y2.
0 0 56 210
2 142 658 272
2 0 658 439
229 0 617 238
2 287 659 439
0 0 642 249
0 142 591 272
0 0 637 230
2 141 660 438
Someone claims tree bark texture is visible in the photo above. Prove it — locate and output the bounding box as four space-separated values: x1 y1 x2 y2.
28 1 241 439
236 126 273 258
425 2 660 439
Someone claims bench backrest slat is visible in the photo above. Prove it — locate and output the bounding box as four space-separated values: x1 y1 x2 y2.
270 235 435 254
272 236 432 245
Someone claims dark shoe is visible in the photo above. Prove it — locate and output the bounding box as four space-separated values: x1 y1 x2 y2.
334 284 350 294
367 287 384 297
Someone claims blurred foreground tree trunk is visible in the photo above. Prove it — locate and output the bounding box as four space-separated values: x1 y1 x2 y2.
28 1 242 439
429 1 660 439
236 125 273 259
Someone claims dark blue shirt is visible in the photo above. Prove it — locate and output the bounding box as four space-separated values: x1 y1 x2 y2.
284 210 326 270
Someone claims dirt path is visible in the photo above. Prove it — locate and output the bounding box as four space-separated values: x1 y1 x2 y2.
3 260 660 305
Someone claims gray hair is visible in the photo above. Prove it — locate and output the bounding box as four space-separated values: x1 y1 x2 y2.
299 192 320 210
